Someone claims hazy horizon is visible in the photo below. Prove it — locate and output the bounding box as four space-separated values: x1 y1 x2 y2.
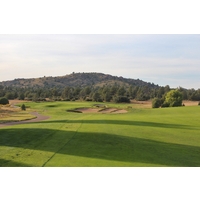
1 34 200 89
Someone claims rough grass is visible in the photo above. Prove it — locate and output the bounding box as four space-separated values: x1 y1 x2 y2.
0 105 35 123
0 101 200 166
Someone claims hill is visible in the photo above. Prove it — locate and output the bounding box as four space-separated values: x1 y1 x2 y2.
0 72 159 89
0 72 163 102
1 72 200 102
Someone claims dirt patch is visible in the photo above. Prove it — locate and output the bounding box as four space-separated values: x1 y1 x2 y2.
9 100 30 105
182 101 199 106
130 100 152 108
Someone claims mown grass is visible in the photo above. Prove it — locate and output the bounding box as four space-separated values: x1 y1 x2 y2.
0 101 200 166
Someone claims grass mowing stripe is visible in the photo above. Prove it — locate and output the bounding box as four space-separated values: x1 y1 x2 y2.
1 101 200 166
42 115 90 167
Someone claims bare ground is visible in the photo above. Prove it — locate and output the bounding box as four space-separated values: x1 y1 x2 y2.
182 100 199 106
9 99 30 105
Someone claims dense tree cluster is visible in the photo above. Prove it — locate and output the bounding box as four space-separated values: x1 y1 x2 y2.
152 89 183 108
0 83 158 103
0 82 200 104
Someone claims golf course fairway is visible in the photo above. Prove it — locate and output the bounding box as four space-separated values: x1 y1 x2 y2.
0 101 200 167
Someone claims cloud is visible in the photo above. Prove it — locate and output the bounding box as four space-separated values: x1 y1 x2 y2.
0 34 200 89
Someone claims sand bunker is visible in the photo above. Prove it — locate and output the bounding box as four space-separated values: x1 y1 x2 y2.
100 108 128 114
68 107 127 114
112 109 128 113
100 108 118 113
76 108 100 113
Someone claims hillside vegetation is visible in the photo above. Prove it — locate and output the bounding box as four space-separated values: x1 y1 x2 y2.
0 72 200 103
0 72 157 88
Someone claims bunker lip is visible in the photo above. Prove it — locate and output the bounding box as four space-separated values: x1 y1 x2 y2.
0 112 50 128
67 107 127 114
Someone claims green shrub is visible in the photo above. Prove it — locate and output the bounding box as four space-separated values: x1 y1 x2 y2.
63 98 70 101
113 96 130 103
152 98 161 108
0 97 9 105
21 104 26 111
161 102 170 108
85 97 92 101
164 89 183 107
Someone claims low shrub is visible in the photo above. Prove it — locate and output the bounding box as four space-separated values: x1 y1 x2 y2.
152 98 161 108
0 97 9 105
161 102 170 108
85 97 92 101
21 104 26 111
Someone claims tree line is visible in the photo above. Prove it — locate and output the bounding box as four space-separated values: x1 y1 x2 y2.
0 84 200 103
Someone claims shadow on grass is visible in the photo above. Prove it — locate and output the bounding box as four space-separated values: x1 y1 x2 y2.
0 158 31 167
1 128 200 166
35 119 194 130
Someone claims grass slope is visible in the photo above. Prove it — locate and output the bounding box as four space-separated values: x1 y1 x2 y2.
0 101 200 167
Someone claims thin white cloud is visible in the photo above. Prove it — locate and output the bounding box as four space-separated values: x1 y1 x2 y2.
0 34 200 89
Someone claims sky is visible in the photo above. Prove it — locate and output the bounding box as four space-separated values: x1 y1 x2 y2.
0 34 200 89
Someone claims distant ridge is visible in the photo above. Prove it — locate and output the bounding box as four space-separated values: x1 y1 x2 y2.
1 72 199 102
0 72 159 89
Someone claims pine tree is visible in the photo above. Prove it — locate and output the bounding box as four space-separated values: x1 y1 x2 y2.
21 104 26 111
